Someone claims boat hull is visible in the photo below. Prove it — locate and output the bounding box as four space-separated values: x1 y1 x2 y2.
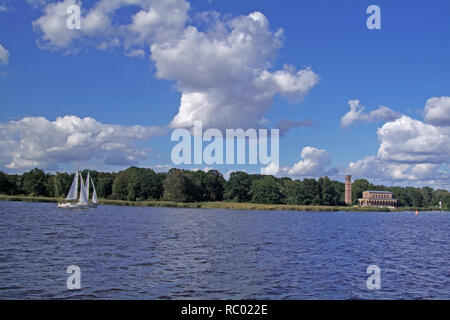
57 202 92 209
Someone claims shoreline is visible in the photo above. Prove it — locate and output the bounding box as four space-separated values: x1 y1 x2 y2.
0 195 446 212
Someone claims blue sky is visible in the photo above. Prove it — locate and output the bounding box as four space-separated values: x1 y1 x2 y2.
0 0 449 189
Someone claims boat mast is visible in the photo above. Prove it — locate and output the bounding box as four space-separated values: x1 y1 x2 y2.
85 171 90 201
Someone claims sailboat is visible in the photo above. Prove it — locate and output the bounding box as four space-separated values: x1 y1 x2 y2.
57 168 99 209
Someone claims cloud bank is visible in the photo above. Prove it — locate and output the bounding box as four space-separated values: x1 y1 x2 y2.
344 98 450 189
0 115 166 171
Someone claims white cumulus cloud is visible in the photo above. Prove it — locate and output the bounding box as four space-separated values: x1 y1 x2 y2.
0 115 166 171
340 100 401 128
33 0 190 50
281 146 336 178
424 96 450 127
152 13 318 130
33 0 81 49
261 162 279 176
377 115 450 164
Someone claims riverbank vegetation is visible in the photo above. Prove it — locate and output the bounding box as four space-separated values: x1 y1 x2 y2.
0 195 442 212
0 167 449 210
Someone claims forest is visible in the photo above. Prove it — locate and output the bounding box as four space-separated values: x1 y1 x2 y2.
0 167 449 208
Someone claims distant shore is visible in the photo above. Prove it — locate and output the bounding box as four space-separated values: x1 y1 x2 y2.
0 195 446 212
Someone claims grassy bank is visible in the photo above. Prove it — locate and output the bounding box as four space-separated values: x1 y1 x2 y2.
0 194 447 212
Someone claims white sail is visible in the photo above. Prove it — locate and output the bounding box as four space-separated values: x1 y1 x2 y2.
91 177 98 204
85 171 90 200
66 169 79 200
79 174 88 203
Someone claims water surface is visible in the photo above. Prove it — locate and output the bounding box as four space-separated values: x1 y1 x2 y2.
0 201 448 299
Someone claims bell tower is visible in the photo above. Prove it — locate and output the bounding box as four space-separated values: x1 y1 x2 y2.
345 175 352 205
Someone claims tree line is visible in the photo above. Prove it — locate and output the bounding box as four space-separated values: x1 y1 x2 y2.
0 167 449 208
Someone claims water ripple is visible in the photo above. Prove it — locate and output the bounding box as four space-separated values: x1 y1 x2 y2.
0 202 449 299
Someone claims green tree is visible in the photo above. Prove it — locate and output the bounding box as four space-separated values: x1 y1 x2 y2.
21 168 49 196
0 171 17 195
389 186 409 206
224 171 252 202
203 170 225 201
163 169 195 202
46 174 55 197
281 179 303 205
249 175 283 204
351 179 372 205
184 170 206 201
405 187 423 207
126 169 142 201
331 180 345 205
53 172 72 198
96 177 114 198
420 186 433 207
112 167 136 200
127 168 162 201
318 176 337 205
302 178 320 205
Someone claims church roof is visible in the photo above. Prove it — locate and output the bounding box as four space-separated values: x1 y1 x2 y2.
365 190 392 194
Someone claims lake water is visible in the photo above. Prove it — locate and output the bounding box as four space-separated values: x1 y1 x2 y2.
0 201 449 299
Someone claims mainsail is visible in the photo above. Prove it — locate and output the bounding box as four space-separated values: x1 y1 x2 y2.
66 169 79 200
85 171 90 200
79 174 88 203
91 177 98 204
